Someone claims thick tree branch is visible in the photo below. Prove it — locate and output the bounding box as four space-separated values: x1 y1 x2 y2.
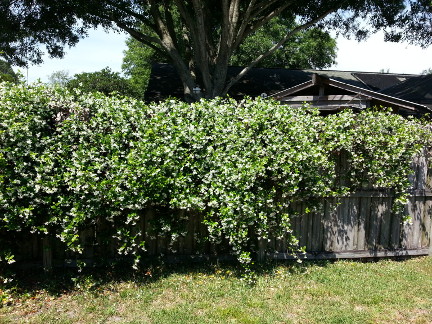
163 2 179 49
147 0 197 97
173 1 208 73
115 21 168 58
173 0 194 28
229 0 241 33
104 0 149 24
223 8 338 95
207 0 233 97
234 0 257 45
191 0 212 91
218 0 233 56
234 1 295 49
251 0 287 18
113 20 160 45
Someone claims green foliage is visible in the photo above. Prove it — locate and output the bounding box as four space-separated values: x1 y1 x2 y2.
66 67 138 98
122 38 159 100
48 70 71 87
0 73 15 83
3 1 432 98
230 17 337 69
0 60 18 83
0 1 87 66
0 83 430 268
123 16 337 97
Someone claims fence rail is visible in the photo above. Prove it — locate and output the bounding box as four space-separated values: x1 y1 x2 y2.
10 151 432 269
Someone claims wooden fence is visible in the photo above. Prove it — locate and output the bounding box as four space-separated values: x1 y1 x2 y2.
9 151 432 269
270 150 432 259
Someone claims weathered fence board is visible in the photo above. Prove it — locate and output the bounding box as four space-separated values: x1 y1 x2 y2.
9 151 432 268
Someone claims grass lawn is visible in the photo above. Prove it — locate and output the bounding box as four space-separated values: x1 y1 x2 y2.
1 256 431 323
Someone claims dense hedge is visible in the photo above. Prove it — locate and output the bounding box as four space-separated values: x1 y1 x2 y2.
0 82 430 267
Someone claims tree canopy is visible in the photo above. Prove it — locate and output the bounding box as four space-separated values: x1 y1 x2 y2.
66 67 138 97
2 1 432 99
230 16 337 69
48 70 71 87
123 15 337 99
122 37 159 100
0 0 86 67
0 60 18 83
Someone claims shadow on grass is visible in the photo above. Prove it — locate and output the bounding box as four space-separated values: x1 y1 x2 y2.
2 257 334 299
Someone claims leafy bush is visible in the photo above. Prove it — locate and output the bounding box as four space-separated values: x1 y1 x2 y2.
66 67 138 98
0 82 430 267
0 60 18 84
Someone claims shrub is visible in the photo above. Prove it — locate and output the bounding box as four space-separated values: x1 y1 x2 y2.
0 82 430 267
66 67 138 98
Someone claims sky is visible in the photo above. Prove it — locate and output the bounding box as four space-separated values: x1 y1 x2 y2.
21 27 432 83
22 28 129 83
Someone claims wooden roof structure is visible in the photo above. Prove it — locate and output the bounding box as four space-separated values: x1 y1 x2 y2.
271 74 432 116
145 64 418 102
145 64 431 116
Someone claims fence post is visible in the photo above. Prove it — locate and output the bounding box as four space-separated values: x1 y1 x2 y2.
257 238 267 262
429 217 432 256
42 236 53 273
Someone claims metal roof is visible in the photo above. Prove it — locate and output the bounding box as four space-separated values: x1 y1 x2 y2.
145 64 428 114
145 64 419 102
352 72 417 91
380 74 432 108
